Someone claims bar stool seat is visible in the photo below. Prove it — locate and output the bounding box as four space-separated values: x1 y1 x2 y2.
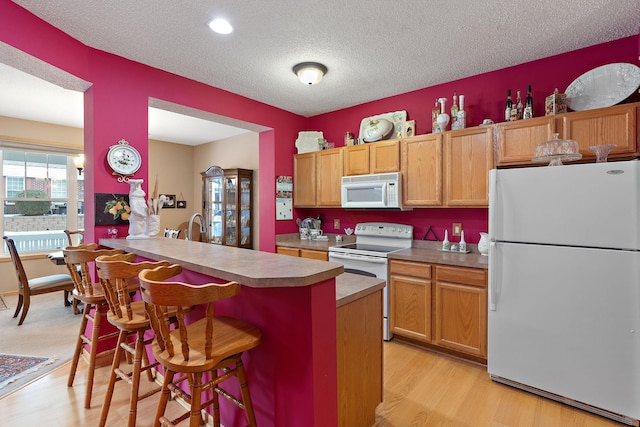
139 264 261 427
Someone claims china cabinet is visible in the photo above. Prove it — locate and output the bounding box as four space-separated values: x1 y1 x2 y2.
201 167 253 248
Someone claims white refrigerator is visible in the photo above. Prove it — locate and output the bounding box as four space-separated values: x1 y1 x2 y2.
488 160 640 425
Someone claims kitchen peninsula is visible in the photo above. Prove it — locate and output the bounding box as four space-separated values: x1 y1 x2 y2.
99 237 383 427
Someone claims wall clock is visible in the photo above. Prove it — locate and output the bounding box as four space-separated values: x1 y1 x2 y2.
107 139 142 182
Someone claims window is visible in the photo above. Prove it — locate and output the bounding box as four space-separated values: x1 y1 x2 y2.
2 148 84 253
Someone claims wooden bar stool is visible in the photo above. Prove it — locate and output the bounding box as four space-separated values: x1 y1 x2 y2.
63 244 127 409
95 253 172 427
139 264 261 427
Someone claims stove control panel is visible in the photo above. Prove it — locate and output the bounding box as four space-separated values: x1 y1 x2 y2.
355 222 414 239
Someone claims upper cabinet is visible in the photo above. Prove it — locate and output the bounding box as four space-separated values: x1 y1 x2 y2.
444 126 494 206
293 152 317 207
401 134 443 207
497 102 640 167
496 116 557 166
316 148 344 206
561 103 637 159
344 139 400 176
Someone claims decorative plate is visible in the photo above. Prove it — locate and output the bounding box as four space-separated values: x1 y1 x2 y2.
359 110 407 142
565 63 640 111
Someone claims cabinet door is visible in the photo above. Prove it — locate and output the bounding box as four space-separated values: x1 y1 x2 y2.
496 116 556 166
390 260 432 342
343 144 370 176
434 266 487 358
316 148 344 206
401 134 442 206
300 249 328 261
370 139 400 173
561 103 637 159
444 127 494 206
294 152 317 207
277 246 300 257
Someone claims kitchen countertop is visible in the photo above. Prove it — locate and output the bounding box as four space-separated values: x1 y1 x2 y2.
335 273 385 308
276 234 488 270
99 237 343 288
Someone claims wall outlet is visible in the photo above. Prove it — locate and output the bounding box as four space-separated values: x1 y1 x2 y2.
452 223 462 236
334 219 340 229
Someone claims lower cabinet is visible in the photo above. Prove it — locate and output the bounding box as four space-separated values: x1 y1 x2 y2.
390 259 487 361
276 246 328 261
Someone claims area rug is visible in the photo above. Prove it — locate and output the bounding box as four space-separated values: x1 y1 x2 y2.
0 292 79 398
0 354 55 389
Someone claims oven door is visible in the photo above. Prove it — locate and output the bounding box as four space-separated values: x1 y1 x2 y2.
328 251 392 340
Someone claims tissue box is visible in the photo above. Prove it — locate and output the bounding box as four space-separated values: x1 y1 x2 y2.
545 91 567 115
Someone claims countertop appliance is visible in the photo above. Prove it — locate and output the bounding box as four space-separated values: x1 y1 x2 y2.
329 222 413 341
488 160 640 425
341 172 403 210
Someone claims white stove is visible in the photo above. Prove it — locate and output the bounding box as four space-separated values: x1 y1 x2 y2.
329 222 413 340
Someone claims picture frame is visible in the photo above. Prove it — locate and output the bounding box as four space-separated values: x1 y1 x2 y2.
162 194 176 209
176 200 187 209
95 193 130 225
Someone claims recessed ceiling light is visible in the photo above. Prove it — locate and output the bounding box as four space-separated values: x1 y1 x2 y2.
208 18 233 35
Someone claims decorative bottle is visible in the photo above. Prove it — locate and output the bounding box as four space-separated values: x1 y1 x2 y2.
436 98 450 132
523 85 534 119
516 90 523 120
453 94 466 130
450 91 459 129
431 99 440 133
442 229 450 251
505 89 513 122
459 230 467 252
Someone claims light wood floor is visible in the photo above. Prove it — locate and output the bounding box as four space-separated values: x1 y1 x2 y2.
0 340 623 426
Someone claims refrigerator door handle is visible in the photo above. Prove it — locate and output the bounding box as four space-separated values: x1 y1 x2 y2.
488 241 497 311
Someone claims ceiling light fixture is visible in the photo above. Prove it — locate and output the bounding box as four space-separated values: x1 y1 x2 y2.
293 62 328 85
73 154 85 175
208 18 233 34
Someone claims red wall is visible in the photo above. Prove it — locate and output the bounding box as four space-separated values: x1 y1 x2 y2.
303 35 639 243
2 1 639 247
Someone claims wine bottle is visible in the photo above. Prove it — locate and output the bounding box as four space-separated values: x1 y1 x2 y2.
524 85 533 119
450 91 459 128
432 99 440 133
505 89 513 122
516 90 523 120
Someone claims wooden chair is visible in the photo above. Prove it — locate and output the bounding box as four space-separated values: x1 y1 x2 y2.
163 228 181 239
64 229 84 246
95 254 172 427
139 264 261 427
63 244 127 409
3 236 78 325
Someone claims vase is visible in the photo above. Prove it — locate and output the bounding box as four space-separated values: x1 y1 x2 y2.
146 215 160 237
478 232 489 256
589 144 616 163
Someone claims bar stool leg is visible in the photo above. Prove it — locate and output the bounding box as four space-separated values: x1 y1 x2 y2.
84 303 103 408
156 370 175 427
99 329 126 427
190 372 204 427
68 301 89 387
236 359 258 427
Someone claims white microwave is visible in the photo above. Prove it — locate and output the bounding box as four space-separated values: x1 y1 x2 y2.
341 172 404 209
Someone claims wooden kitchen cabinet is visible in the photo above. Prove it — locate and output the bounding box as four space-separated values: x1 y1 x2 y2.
294 147 343 207
444 126 494 206
561 103 638 160
434 265 487 359
389 260 432 342
343 139 400 176
401 134 443 206
316 147 344 206
294 152 317 207
496 115 557 166
276 246 328 261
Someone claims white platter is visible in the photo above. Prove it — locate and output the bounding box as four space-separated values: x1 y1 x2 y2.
358 110 406 142
565 63 640 111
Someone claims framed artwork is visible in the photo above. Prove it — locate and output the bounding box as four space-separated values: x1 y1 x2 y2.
176 200 187 209
95 193 130 225
162 194 176 209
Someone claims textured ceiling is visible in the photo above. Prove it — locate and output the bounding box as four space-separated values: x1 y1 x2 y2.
3 0 640 143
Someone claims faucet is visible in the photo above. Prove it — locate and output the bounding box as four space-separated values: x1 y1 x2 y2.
187 213 207 242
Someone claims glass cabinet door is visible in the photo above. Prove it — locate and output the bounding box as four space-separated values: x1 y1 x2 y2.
202 167 252 248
